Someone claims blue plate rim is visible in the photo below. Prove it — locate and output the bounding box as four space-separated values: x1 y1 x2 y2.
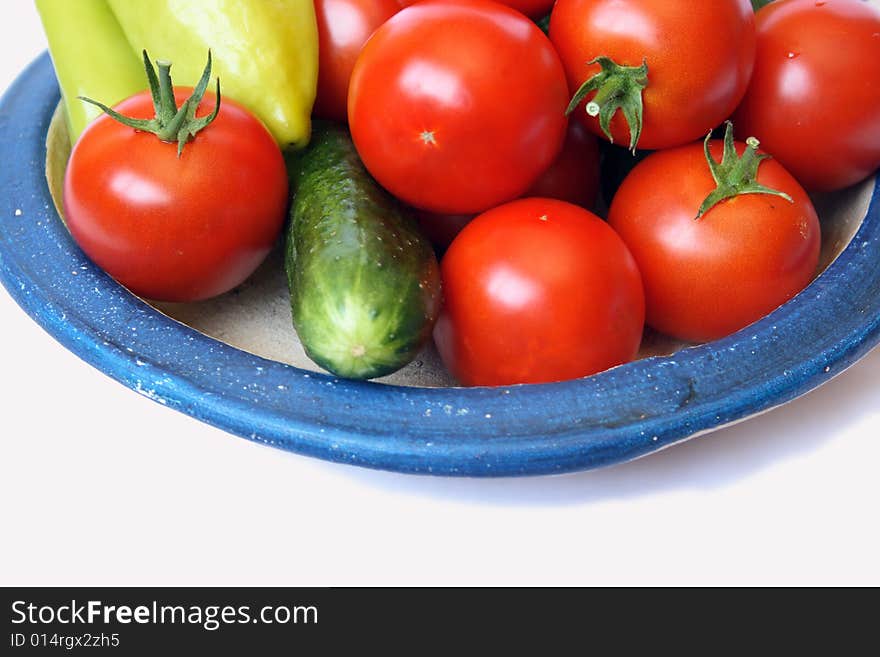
2 52 879 477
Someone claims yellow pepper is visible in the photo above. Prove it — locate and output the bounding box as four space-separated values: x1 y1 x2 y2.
35 0 145 143
106 0 318 149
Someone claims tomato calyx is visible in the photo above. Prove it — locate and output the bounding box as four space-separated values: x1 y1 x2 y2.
79 50 221 157
696 122 793 220
565 56 649 153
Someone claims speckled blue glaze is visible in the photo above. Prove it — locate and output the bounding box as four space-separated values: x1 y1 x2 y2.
2 54 880 476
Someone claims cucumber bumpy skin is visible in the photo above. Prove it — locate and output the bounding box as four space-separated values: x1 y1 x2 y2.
285 124 442 380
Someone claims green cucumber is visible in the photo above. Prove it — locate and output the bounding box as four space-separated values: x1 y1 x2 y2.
285 123 441 380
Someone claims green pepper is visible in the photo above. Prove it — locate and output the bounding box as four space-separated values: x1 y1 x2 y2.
36 0 145 144
106 0 318 149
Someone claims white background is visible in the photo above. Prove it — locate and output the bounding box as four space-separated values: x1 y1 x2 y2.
2 1 878 587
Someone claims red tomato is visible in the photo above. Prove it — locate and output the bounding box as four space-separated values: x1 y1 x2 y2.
417 122 599 251
313 0 400 121
526 122 600 209
397 0 555 19
549 0 755 150
608 135 820 343
348 0 569 214
435 198 645 386
64 90 288 302
733 0 880 191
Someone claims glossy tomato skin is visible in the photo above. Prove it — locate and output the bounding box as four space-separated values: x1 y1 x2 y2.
64 90 288 302
549 0 755 150
313 0 400 122
348 0 569 214
435 198 645 386
733 0 880 191
608 141 820 343
526 121 600 209
397 0 555 19
417 123 598 252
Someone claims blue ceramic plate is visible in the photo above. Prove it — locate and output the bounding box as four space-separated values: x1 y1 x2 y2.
2 53 880 476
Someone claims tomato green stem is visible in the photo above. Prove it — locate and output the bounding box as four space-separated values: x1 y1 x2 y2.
696 122 793 220
565 56 648 153
78 50 221 157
